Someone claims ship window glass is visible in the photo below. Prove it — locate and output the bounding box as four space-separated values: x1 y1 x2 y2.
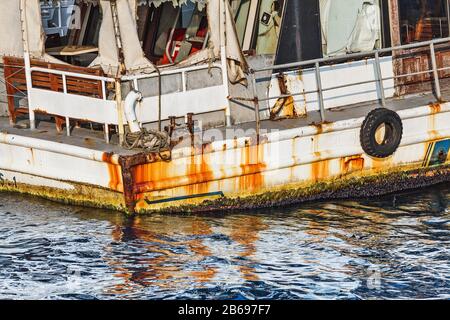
399 0 449 44
320 0 383 57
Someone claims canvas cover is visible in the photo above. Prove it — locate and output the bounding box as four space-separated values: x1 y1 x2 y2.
137 0 247 83
0 0 247 82
0 0 59 62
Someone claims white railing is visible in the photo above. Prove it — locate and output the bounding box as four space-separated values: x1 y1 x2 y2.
240 37 450 139
26 58 230 142
29 67 116 142
121 55 231 128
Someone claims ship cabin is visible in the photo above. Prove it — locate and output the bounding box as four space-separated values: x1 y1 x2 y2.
0 0 449 149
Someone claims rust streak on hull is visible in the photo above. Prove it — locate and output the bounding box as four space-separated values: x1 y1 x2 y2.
103 152 123 192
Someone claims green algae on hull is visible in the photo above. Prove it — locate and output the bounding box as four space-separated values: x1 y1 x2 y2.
0 180 127 213
1 163 449 215
135 164 450 214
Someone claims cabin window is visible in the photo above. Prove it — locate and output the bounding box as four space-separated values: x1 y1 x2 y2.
41 0 101 67
137 1 209 66
275 0 391 65
320 0 383 57
399 0 449 44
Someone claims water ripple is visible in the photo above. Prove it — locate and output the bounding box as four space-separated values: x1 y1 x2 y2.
0 184 449 300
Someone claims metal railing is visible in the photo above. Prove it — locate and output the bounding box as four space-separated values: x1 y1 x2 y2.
29 67 115 140
121 62 224 94
246 37 450 140
121 57 231 128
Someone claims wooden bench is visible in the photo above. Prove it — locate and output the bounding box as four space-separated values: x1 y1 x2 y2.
3 56 105 131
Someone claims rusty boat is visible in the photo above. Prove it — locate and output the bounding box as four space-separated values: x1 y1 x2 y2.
0 0 449 214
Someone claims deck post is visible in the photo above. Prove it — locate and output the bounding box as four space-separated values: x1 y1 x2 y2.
23 52 36 130
249 70 260 143
314 62 326 123
429 42 442 101
62 74 70 136
115 78 125 146
102 81 110 144
20 0 36 130
374 51 386 107
220 0 232 127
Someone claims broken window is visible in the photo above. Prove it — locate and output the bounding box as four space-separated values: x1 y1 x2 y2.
40 0 102 67
320 0 383 57
399 0 449 44
137 0 209 66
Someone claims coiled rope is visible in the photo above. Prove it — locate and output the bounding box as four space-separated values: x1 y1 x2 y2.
124 128 170 155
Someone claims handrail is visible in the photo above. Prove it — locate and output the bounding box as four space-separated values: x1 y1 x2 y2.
29 67 115 83
120 63 223 81
253 37 450 73
29 67 114 141
246 37 450 141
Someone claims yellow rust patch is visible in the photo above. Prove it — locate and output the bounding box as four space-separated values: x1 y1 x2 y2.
429 102 441 114
102 153 123 192
238 144 266 192
133 143 267 199
311 159 330 181
341 155 365 175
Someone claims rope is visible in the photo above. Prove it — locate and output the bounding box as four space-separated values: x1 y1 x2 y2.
124 128 171 157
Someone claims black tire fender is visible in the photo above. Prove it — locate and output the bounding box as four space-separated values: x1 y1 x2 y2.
360 108 403 158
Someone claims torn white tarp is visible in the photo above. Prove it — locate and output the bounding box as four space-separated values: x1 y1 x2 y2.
0 0 60 62
90 0 156 76
320 0 381 57
167 0 248 84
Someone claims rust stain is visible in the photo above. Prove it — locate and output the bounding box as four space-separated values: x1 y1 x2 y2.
314 124 324 135
427 102 441 138
270 73 297 120
103 152 123 192
184 152 214 196
238 144 266 192
341 155 365 175
34 109 49 115
133 141 267 197
297 69 303 81
429 102 441 114
29 148 35 164
311 159 330 181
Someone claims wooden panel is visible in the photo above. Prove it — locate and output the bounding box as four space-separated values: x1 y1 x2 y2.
393 44 450 95
2 56 105 124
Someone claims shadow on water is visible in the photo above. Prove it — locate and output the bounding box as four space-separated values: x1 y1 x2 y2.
0 183 449 300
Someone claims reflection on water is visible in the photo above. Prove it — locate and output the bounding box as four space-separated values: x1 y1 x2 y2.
0 184 449 300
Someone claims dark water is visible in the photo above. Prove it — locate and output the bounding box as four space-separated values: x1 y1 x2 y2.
0 184 449 300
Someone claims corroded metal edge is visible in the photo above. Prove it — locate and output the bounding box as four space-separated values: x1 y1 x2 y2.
134 164 450 215
1 160 448 215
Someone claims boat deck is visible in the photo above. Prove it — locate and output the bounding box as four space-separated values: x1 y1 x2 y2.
1 82 449 156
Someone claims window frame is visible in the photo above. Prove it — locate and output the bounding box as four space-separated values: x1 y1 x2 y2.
397 0 450 45
318 0 393 67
